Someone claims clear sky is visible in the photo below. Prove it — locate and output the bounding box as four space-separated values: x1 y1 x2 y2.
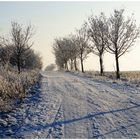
0 1 140 71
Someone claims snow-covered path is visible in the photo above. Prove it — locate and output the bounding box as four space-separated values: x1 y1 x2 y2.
0 71 140 138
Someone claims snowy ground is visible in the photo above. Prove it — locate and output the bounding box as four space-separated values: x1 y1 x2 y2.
0 71 140 138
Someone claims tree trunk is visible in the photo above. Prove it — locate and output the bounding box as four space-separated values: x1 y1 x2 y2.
80 58 84 73
115 52 120 79
99 54 104 76
64 62 69 71
74 57 78 71
70 59 73 70
64 63 66 70
66 62 69 71
17 55 21 74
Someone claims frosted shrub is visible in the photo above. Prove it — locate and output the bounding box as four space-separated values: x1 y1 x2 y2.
0 67 40 111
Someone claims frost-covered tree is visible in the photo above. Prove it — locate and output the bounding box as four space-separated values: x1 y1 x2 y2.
75 24 90 73
13 49 43 70
0 27 42 70
67 35 79 71
53 36 79 71
107 9 140 79
87 12 108 76
53 38 69 70
10 22 34 73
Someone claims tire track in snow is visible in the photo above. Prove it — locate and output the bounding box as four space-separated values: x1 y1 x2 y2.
46 104 64 138
61 77 99 138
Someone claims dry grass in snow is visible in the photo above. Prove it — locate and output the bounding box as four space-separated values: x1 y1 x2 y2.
0 66 40 112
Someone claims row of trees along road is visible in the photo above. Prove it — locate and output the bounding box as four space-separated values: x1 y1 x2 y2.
53 9 140 79
0 22 42 73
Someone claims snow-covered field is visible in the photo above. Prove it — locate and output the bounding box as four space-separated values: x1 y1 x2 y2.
0 71 140 138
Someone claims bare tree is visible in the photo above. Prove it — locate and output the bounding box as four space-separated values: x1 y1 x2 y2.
53 38 70 70
107 9 140 79
87 12 108 76
62 38 74 71
75 24 90 73
53 36 79 71
67 35 79 71
31 52 43 69
11 22 34 73
19 49 42 70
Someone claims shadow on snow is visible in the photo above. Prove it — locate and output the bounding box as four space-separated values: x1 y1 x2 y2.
20 103 140 138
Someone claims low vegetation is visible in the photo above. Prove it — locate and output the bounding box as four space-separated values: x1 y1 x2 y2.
0 67 40 111
81 70 140 86
110 71 140 84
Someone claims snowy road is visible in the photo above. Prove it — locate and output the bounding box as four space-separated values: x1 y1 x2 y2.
0 71 140 138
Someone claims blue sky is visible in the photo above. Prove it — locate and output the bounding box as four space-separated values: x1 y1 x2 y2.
0 1 140 71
